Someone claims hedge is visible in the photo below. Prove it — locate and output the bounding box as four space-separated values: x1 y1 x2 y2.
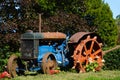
103 48 120 70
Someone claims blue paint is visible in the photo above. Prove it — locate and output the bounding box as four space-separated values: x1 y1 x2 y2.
18 32 70 72
37 37 70 68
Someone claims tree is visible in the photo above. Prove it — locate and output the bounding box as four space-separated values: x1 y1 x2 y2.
116 14 120 26
36 0 86 16
36 0 90 34
115 14 120 44
36 0 118 46
84 0 118 46
0 0 21 52
0 0 118 52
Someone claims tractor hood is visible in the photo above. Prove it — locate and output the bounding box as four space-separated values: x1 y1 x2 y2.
21 30 66 39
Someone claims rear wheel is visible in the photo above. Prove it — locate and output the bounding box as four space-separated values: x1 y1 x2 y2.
41 53 57 74
72 35 103 73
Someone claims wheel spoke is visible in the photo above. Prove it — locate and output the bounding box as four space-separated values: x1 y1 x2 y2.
79 56 86 62
90 41 94 53
97 57 102 63
80 63 86 73
47 58 51 63
86 59 89 65
93 49 101 56
79 56 88 68
83 45 87 52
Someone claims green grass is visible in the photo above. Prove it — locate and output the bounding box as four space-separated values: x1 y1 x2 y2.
3 70 120 80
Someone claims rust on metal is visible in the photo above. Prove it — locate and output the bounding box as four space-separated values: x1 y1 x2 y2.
72 35 103 73
103 45 120 54
41 53 57 74
69 32 103 44
42 32 66 39
7 54 18 77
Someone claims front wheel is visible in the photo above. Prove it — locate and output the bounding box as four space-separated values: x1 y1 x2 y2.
41 53 58 74
7 54 18 77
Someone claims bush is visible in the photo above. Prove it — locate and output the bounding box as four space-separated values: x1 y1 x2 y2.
0 45 15 72
103 49 120 70
0 59 8 72
86 62 98 72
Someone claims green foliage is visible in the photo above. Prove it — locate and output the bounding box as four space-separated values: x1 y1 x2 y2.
0 45 10 72
0 45 20 72
56 0 86 15
36 0 86 16
116 14 120 19
97 3 118 46
85 0 118 46
86 62 98 72
36 0 56 15
103 49 120 70
98 19 118 46
0 59 7 72
115 14 120 44
0 0 118 48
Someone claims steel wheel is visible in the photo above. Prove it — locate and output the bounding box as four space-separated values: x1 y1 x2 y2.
41 53 57 74
7 54 18 77
72 35 103 73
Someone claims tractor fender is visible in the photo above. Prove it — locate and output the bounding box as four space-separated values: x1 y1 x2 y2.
69 32 103 44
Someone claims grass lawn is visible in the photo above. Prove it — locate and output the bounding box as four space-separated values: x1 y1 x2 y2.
3 70 120 80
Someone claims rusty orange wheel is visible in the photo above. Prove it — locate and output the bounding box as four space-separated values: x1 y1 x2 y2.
72 35 103 73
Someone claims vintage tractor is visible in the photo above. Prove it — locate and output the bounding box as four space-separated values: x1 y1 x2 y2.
7 30 104 77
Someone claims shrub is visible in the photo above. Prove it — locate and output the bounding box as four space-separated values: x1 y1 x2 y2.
0 45 16 72
103 49 120 70
86 62 98 72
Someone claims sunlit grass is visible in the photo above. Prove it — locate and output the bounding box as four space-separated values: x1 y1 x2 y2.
3 70 119 80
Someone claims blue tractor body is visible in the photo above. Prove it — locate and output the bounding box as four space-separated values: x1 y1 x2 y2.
38 43 69 67
19 30 69 72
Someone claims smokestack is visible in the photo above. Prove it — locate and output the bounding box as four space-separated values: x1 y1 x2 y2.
39 14 41 33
